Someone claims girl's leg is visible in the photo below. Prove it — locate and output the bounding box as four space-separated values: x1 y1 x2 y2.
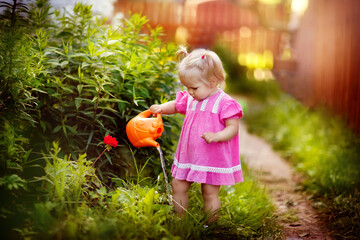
172 179 192 217
201 184 221 223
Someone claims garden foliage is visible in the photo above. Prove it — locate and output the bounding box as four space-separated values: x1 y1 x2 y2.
1 0 181 183
29 2 181 181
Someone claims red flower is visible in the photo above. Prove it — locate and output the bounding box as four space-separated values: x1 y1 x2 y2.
92 135 118 167
104 135 118 147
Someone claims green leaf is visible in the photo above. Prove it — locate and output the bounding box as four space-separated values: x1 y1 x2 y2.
60 60 69 68
62 125 67 137
52 125 61 133
143 188 155 216
139 87 150 98
107 40 118 45
96 186 107 196
81 62 90 68
77 84 83 94
65 125 77 134
86 130 94 150
40 121 46 132
75 98 82 110
118 101 128 113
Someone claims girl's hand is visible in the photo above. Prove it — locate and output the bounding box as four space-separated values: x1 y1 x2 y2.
201 132 219 144
150 101 177 116
150 104 163 115
201 118 239 143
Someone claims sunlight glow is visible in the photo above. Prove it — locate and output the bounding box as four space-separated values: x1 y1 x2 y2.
175 26 189 45
254 69 274 81
291 0 308 15
258 0 282 5
280 47 292 60
50 0 116 17
238 53 247 66
239 27 252 38
238 50 274 70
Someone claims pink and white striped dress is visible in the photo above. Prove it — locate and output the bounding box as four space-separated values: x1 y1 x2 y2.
171 89 244 185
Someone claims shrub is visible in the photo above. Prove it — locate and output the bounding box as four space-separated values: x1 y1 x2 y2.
19 1 181 182
0 0 182 236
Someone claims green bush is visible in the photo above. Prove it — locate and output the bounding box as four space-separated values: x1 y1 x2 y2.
0 0 182 183
0 0 41 178
0 0 180 237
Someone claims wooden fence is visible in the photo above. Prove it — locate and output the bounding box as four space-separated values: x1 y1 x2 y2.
276 0 360 132
114 0 360 132
114 0 282 51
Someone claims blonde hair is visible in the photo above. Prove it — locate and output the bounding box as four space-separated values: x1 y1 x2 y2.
177 47 226 87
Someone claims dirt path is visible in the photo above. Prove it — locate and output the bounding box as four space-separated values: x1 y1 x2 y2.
239 121 332 240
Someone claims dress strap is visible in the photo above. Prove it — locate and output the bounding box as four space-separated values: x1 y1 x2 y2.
186 95 193 111
200 99 209 111
187 95 199 112
212 91 225 113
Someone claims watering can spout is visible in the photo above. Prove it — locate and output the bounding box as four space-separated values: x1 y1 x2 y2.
126 110 164 148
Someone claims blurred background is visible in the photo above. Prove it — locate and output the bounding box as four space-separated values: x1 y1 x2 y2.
52 0 360 132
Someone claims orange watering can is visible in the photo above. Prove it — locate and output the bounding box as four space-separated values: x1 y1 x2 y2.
126 110 171 202
126 110 164 148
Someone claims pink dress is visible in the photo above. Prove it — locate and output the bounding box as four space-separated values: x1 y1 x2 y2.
171 89 244 185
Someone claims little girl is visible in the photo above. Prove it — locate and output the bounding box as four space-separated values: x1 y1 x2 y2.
150 47 243 223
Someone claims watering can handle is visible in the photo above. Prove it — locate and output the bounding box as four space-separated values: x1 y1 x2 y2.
138 109 162 120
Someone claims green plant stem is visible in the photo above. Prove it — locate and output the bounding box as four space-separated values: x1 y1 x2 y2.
8 0 17 75
93 82 101 127
92 147 107 167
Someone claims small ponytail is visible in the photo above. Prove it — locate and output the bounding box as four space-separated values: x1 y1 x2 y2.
176 45 188 61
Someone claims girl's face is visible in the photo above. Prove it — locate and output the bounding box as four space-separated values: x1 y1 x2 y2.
181 70 218 101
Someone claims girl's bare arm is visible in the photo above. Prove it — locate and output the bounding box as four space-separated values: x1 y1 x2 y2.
150 101 177 115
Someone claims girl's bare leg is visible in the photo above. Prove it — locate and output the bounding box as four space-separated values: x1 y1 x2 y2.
172 179 192 217
201 184 221 223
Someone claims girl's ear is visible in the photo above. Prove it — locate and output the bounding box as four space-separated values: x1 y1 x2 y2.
208 77 218 88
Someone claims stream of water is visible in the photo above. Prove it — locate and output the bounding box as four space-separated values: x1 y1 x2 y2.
156 147 172 204
156 147 202 223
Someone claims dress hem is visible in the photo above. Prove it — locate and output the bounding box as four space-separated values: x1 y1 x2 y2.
171 165 244 186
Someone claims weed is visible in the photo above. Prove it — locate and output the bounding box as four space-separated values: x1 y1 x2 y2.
279 208 299 223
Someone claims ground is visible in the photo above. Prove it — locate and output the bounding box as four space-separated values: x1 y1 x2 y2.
239 121 332 240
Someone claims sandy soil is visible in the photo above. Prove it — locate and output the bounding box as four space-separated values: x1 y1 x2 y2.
239 121 332 240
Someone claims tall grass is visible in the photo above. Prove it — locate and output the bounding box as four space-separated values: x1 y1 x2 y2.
8 143 281 239
15 144 281 239
245 93 360 239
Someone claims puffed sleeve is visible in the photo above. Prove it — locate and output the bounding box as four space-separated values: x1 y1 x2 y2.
175 91 189 115
220 99 243 123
